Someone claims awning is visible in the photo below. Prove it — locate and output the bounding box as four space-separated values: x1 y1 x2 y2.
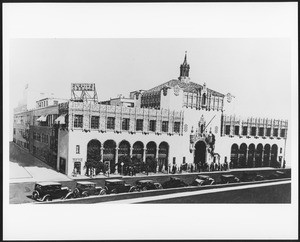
55 114 66 124
37 115 48 122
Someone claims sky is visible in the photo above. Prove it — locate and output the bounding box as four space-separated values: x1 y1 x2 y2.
4 3 298 240
10 38 291 120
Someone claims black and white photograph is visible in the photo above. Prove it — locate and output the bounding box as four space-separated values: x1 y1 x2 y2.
3 3 298 240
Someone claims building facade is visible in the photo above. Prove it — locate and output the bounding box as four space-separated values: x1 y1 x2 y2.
13 53 288 176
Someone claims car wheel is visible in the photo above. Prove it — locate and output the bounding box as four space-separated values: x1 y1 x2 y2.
129 187 137 192
44 196 52 202
65 193 74 199
210 181 215 185
73 188 80 198
157 184 163 190
99 189 106 195
32 191 38 200
82 192 89 197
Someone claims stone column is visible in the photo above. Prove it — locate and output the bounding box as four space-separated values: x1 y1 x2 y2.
245 148 249 167
143 148 146 162
115 148 119 174
130 147 133 158
268 149 272 167
100 147 104 163
156 147 159 173
261 149 265 167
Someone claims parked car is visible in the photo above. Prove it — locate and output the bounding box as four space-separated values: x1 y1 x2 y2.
267 171 288 180
32 182 73 202
73 181 106 198
104 179 137 194
162 177 188 189
190 175 215 186
240 172 265 182
136 179 163 191
220 174 240 184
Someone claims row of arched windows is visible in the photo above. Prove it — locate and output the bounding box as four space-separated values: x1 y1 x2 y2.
87 139 169 173
230 143 280 168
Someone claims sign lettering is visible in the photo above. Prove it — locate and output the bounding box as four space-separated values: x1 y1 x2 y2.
72 83 95 91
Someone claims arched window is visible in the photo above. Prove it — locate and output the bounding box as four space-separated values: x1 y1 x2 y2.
202 93 207 106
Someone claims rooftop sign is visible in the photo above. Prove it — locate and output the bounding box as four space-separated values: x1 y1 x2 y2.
71 83 95 91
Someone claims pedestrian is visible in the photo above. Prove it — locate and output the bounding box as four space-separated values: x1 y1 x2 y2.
191 164 194 173
283 160 286 168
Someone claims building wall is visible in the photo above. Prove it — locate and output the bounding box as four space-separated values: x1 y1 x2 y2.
57 129 69 174
160 86 184 111
66 129 186 176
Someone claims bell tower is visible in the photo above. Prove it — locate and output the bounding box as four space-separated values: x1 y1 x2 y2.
179 51 190 82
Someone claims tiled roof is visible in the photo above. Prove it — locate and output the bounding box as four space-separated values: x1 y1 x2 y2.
143 79 224 97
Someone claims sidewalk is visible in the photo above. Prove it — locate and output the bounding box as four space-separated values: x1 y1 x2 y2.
9 142 72 183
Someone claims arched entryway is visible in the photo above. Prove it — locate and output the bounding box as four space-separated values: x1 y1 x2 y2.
132 141 144 160
239 143 247 168
263 144 271 167
87 139 101 161
271 144 278 167
255 144 263 167
194 141 207 171
158 142 169 172
248 144 255 168
103 140 116 173
86 139 101 175
230 144 239 169
119 140 131 157
146 141 157 159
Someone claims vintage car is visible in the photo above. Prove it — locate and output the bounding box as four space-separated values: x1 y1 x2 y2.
267 170 288 180
135 179 163 191
220 174 240 184
190 175 215 186
240 172 265 182
73 181 106 198
32 182 73 202
162 177 188 189
104 179 137 194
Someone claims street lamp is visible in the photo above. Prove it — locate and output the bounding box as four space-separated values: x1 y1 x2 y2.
121 162 124 175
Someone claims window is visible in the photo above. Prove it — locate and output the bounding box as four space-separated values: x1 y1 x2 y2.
149 120 156 132
36 133 41 142
91 116 99 129
122 118 130 131
266 128 271 136
54 101 58 105
251 127 256 136
162 121 169 132
280 129 285 138
76 145 80 154
174 122 180 133
107 117 115 129
242 126 248 136
273 128 278 137
202 93 206 106
74 115 83 128
280 148 282 153
234 126 239 136
225 125 230 135
136 119 143 131
259 127 264 136
13 128 16 135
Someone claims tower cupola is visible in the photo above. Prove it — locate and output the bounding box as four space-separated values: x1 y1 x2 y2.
179 51 190 82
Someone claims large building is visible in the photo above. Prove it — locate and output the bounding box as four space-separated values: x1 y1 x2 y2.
13 53 288 177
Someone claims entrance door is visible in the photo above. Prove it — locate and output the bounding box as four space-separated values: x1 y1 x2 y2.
194 141 206 171
59 157 66 174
